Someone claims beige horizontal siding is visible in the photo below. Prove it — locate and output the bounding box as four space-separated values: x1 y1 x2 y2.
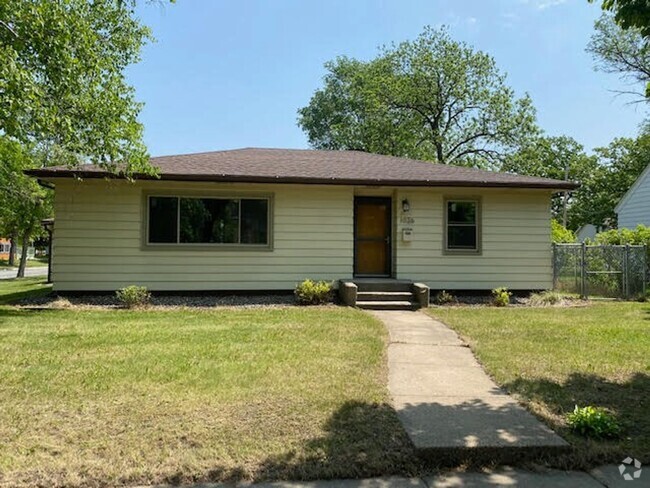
52 180 354 291
51 179 554 291
394 188 553 289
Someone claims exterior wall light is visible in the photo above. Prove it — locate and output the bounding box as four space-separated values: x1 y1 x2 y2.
402 198 410 212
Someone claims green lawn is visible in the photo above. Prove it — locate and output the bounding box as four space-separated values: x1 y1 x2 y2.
428 304 650 467
0 257 48 270
0 277 52 305
0 280 414 488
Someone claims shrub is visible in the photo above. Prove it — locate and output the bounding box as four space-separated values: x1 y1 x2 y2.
434 290 456 305
566 405 620 439
116 285 151 309
491 287 511 307
592 224 650 263
294 279 334 305
528 290 564 306
551 219 577 243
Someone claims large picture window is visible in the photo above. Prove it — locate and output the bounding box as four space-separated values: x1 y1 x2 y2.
147 195 270 246
445 199 480 253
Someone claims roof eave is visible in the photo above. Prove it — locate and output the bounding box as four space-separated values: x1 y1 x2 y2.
23 169 579 191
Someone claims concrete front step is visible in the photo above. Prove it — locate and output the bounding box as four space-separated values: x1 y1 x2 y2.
356 300 419 311
339 279 430 310
357 291 414 302
353 279 414 292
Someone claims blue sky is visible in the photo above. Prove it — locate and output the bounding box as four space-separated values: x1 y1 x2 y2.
129 0 648 157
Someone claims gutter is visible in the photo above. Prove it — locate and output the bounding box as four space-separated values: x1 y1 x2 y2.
24 169 580 191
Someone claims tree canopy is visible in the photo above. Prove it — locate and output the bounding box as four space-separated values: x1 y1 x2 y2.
0 136 52 277
0 0 153 173
595 0 650 38
503 136 598 225
298 27 538 169
587 14 650 100
571 131 650 229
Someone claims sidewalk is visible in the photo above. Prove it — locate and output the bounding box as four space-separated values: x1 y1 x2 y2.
369 311 567 461
138 464 635 487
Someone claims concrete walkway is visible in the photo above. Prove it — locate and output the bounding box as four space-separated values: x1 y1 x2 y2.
369 311 568 459
138 465 633 487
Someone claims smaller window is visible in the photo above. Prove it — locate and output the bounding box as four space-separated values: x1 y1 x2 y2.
445 199 480 253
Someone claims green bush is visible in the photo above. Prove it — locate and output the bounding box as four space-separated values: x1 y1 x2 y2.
294 279 334 305
551 219 577 243
116 285 151 309
434 290 456 305
566 405 620 439
491 287 512 307
592 224 650 262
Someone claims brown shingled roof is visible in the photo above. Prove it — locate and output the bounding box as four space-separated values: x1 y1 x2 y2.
25 148 579 190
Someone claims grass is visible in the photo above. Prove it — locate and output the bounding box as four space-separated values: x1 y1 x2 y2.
427 303 650 467
0 280 414 488
0 257 48 269
0 277 52 305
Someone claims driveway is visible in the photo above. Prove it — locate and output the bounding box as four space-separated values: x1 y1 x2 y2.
0 266 48 280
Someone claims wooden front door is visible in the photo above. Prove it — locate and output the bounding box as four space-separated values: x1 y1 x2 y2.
354 197 392 276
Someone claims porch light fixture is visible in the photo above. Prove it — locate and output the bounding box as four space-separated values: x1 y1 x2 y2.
401 198 410 212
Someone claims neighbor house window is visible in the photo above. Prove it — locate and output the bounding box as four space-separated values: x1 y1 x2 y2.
147 196 270 246
445 199 480 253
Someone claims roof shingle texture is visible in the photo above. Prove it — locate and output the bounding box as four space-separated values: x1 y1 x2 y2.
26 148 578 190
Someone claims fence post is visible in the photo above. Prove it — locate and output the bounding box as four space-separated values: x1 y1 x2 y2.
623 244 630 299
641 244 648 296
581 242 587 299
552 243 556 289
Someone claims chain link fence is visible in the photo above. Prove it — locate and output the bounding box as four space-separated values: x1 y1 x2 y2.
552 243 647 299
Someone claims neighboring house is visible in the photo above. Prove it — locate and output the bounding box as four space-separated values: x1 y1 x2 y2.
26 148 576 293
0 239 35 262
615 163 650 229
576 224 598 242
0 239 11 261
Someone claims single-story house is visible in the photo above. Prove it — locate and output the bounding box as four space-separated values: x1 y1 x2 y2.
615 163 650 229
27 148 577 303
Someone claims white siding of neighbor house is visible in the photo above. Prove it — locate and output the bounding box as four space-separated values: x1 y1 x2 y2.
616 164 650 230
50 178 554 291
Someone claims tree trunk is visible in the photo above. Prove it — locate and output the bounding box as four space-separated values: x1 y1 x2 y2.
8 237 16 266
16 232 29 278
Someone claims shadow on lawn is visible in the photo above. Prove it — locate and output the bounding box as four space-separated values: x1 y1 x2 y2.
159 375 649 484
503 372 650 466
161 401 419 485
0 284 52 306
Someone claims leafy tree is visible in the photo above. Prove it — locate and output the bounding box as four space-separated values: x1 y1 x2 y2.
587 14 650 99
551 219 577 243
593 0 650 38
298 27 538 169
503 136 598 225
0 137 52 278
0 0 155 173
570 132 650 229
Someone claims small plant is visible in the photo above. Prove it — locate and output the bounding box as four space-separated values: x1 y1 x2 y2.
492 287 512 307
634 288 650 302
434 290 456 305
566 405 620 439
294 279 334 305
116 285 151 309
528 290 564 306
